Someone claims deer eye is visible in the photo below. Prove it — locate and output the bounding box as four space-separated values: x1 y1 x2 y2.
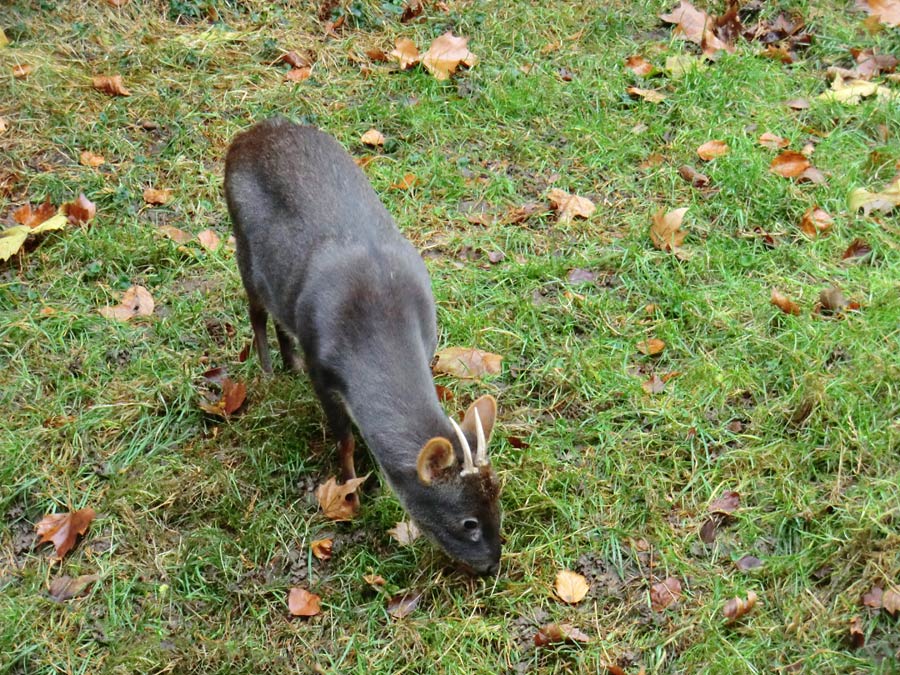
462 518 479 531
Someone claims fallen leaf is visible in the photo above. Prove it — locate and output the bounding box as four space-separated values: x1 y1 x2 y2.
625 55 654 76
678 165 710 187
785 98 810 109
626 86 667 103
723 590 758 623
856 0 900 28
502 201 548 224
849 178 900 215
758 132 789 149
0 27 7 48
284 67 311 82
636 338 665 356
642 374 666 394
390 37 421 69
0 117 7 134
158 225 192 243
360 128 385 147
862 585 883 608
13 200 57 227
280 51 311 68
665 54 705 77
0 227 29 262
547 188 596 224
311 538 333 560
197 228 221 252
35 508 96 559
390 173 418 190
79 151 105 167
421 32 477 80
650 577 682 611
566 268 597 283
699 516 722 543
818 286 848 314
849 616 866 648
143 187 171 205
842 238 872 260
198 372 246 417
49 574 99 602
433 346 502 379
697 140 729 160
92 74 131 96
769 151 810 178
799 206 832 238
818 75 897 104
315 476 368 521
771 288 801 315
12 64 33 78
736 555 763 572
363 574 386 588
387 590 422 618
650 207 688 253
64 193 96 225
400 0 424 23
99 285 155 321
883 588 900 615
660 0 731 58
387 520 421 546
709 490 740 514
555 570 590 604
288 587 321 617
534 623 591 647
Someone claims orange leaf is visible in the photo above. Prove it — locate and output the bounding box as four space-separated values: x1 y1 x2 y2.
280 51 311 68
13 64 34 78
842 237 872 260
758 132 789 149
625 55 654 76
547 188 596 224
79 151 106 167
288 587 321 617
799 207 833 238
769 151 810 178
432 346 502 379
554 569 590 604
315 476 368 521
678 165 709 187
534 623 591 647
92 74 131 96
626 86 666 103
360 128 385 147
158 225 192 244
650 577 682 611
883 588 900 615
64 193 96 225
390 173 418 190
660 0 732 58
650 207 688 253
636 338 665 356
98 285 155 321
284 67 311 82
421 32 477 80
723 590 758 623
389 37 420 69
13 200 57 228
310 538 333 560
771 288 801 315
642 374 666 394
36 508 96 559
696 140 729 160
857 0 900 27
143 187 171 205
196 228 221 252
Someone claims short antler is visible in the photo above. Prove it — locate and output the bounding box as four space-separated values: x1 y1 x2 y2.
449 417 478 475
474 408 488 466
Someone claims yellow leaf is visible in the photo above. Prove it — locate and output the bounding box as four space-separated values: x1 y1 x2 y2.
0 226 29 262
421 32 477 80
30 213 68 234
554 570 590 604
315 476 368 521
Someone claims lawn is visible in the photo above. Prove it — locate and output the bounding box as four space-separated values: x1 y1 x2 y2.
1 0 899 673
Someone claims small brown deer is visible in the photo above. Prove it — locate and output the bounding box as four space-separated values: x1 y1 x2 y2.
224 118 501 574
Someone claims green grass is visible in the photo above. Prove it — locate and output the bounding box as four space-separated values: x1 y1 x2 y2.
2 1 899 673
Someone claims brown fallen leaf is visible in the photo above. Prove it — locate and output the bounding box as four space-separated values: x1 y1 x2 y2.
567 268 597 283
36 508 96 559
99 285 155 321
849 178 900 215
311 538 333 560
390 173 418 190
197 228 221 252
390 37 421 69
400 0 424 23
363 574 386 588
554 569 590 604
547 188 596 224
735 555 763 572
818 286 848 314
288 587 321 617
636 338 665 356
771 288 801 315
785 98 811 110
798 166 827 185
421 32 477 80
315 476 368 521
883 588 900 615
723 590 758 623
64 193 96 226
49 574 99 602
849 616 866 649
280 51 311 69
432 346 502 379
13 200 57 228
709 490 740 514
660 0 731 58
650 207 688 254
360 128 385 147
799 207 833 238
143 187 171 205
626 86 666 103
650 577 682 611
862 585 883 608
625 55 654 76
842 238 872 261
79 150 105 167
197 368 247 418
13 64 33 78
697 140 729 160
387 520 421 546
758 132 789 149
387 590 422 618
284 67 311 82
699 516 722 543
678 165 709 187
158 225 192 244
533 623 591 647
642 374 666 394
92 74 131 96
770 151 810 177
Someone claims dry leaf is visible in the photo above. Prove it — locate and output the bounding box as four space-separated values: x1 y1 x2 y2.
650 207 688 253
197 228 221 252
723 590 758 623
679 165 710 187
99 285 155 321
736 555 763 572
388 521 421 546
567 268 597 283
626 86 666 103
92 74 131 96
818 75 897 104
862 585 883 608
315 476 368 521
49 574 99 602
697 140 729 160
432 346 502 379
0 117 7 135
818 286 848 314
390 37 421 69
12 64 33 78
665 54 704 77
390 173 418 190
842 238 872 260
642 374 666 394
361 128 385 147
799 207 833 238
547 188 595 224
660 0 731 58
771 288 801 315
387 590 422 618
534 623 591 647
198 373 246 417
709 490 740 514
849 178 900 215
857 0 900 27
13 200 57 227
883 588 900 615
280 51 311 68
311 538 333 560
625 55 654 76
769 151 810 177
35 508 96 559
79 151 105 167
849 616 866 649
636 338 665 356
699 516 722 543
785 98 810 109
421 32 477 80
284 67 311 82
143 187 171 205
650 577 682 611
400 0 424 23
758 132 789 149
363 574 386 588
555 570 590 604
158 225 192 243
64 193 96 225
288 587 321 617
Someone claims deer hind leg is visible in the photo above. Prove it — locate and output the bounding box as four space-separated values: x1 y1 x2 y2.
247 297 273 375
274 322 304 372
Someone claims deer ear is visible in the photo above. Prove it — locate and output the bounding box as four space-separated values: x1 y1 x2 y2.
461 395 497 445
416 437 455 485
